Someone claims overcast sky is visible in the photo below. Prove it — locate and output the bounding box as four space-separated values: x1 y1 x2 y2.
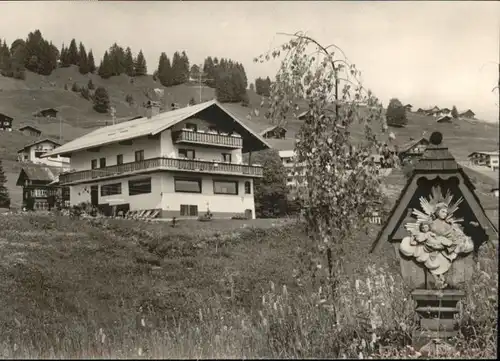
1 1 499 122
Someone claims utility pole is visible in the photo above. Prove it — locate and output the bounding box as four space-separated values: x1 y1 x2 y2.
110 106 116 125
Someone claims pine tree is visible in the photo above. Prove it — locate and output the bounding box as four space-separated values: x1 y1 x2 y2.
203 56 216 87
109 43 125 76
124 47 134 76
180 51 190 84
98 51 113 79
93 86 110 113
67 38 79 66
88 78 95 90
0 159 10 209
171 51 182 85
0 40 12 76
87 50 96 73
60 43 71 67
157 52 173 87
134 50 147 76
451 105 459 119
78 42 89 74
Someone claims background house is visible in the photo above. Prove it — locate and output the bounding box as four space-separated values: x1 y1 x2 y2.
467 151 499 171
0 113 13 131
260 125 287 139
19 125 42 137
41 100 269 219
459 109 476 119
33 108 58 118
16 164 69 210
17 138 70 169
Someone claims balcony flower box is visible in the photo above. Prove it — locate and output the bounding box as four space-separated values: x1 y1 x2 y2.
198 130 205 133
207 130 218 135
231 133 242 138
182 128 194 132
220 132 229 136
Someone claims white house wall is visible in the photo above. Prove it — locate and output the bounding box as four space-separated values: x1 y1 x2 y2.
69 172 255 218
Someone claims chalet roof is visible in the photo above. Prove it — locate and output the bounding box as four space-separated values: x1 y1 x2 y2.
436 115 452 123
393 137 429 154
42 100 271 157
460 109 475 115
260 124 286 136
371 131 498 253
468 150 499 157
19 125 42 132
266 138 296 151
17 138 61 153
0 113 13 120
15 164 65 185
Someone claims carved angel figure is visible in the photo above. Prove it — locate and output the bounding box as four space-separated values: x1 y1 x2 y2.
400 185 474 288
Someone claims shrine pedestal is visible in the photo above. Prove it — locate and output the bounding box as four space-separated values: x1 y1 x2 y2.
411 289 464 350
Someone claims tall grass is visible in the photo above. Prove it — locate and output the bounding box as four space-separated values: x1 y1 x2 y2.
0 214 496 358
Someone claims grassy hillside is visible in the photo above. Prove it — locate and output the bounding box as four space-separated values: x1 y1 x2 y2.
0 214 496 358
1 66 498 209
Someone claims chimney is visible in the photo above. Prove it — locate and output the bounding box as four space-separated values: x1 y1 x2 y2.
145 101 160 119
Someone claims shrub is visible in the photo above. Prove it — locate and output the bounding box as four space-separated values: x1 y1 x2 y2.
125 93 134 106
71 82 80 92
386 98 408 127
88 78 95 90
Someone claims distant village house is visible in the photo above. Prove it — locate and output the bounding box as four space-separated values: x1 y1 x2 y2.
16 164 69 211
260 125 287 139
459 109 475 119
17 138 70 169
33 108 59 118
467 151 499 171
19 125 42 137
0 113 13 131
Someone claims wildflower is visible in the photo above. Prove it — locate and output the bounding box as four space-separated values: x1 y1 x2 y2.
198 308 203 322
141 318 146 327
262 295 266 305
361 339 367 349
273 302 278 311
138 347 143 356
359 351 364 359
270 281 275 292
282 285 288 298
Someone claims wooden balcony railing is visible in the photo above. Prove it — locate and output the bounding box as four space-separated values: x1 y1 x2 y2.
172 129 243 148
59 157 263 184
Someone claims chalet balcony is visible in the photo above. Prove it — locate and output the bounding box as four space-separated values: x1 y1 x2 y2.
172 129 243 149
59 157 263 184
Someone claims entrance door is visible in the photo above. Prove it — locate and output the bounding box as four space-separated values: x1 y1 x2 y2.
90 185 99 207
245 209 253 220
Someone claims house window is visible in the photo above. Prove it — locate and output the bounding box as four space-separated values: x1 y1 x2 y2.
34 151 45 158
99 157 106 168
135 150 144 162
180 204 198 216
179 149 195 159
91 159 97 169
213 180 238 195
117 154 123 165
244 181 251 194
174 177 202 193
222 153 232 163
185 123 197 131
128 178 151 195
208 126 217 132
101 183 122 196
